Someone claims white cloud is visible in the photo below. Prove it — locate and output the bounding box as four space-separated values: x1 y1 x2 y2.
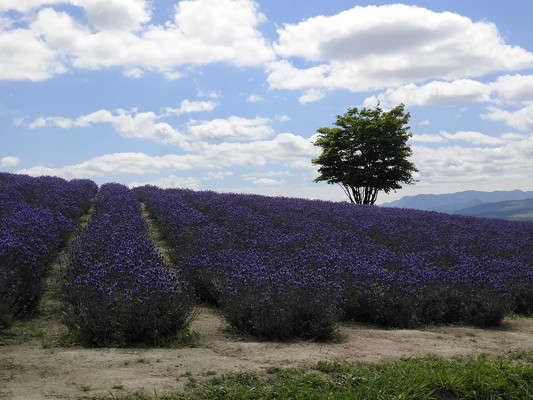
205 171 234 180
0 0 274 81
0 0 64 12
123 67 144 78
29 109 187 145
482 104 533 131
246 94 263 103
412 130 511 146
17 131 319 181
72 0 151 32
183 133 318 169
411 133 533 187
244 170 292 183
364 74 533 108
491 74 533 103
270 4 533 95
263 170 293 177
18 152 204 179
28 117 47 129
364 80 492 108
299 89 326 104
12 118 24 127
410 134 446 143
0 27 67 81
252 178 283 185
1 156 20 167
28 100 218 146
267 60 331 90
196 90 221 99
501 132 527 141
163 99 217 116
163 70 183 81
29 116 73 129
129 175 201 190
187 116 274 142
441 130 505 146
275 115 290 122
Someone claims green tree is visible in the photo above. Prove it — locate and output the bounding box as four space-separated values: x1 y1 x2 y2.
312 103 418 205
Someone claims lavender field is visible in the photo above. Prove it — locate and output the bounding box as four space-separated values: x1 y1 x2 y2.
2 173 533 344
0 172 97 328
137 185 533 340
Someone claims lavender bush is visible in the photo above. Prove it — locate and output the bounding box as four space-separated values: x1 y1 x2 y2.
0 173 97 328
63 183 195 346
138 185 533 337
212 249 342 340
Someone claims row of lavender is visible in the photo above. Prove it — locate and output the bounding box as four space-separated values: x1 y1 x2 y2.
0 173 97 328
137 185 533 340
62 183 195 346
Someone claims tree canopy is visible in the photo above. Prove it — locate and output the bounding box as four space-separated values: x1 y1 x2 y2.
312 103 418 205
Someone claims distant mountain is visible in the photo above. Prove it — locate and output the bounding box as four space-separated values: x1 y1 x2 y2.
455 198 533 221
381 189 533 216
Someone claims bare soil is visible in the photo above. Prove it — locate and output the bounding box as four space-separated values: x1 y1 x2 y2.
1 307 532 400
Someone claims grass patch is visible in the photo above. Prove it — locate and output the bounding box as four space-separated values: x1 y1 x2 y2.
171 329 201 348
82 354 533 399
0 318 47 346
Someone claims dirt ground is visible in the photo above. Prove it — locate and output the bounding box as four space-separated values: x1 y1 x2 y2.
1 306 532 400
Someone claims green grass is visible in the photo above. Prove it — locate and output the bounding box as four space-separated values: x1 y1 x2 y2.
86 353 533 400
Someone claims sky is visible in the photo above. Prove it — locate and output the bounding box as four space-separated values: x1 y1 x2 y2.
1 0 533 204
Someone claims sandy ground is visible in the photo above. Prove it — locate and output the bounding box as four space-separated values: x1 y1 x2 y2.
1 306 532 400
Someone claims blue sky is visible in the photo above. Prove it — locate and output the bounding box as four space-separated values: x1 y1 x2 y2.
1 0 532 203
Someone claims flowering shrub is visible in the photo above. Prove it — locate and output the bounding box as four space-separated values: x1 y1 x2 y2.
0 173 97 328
213 249 342 341
136 186 234 304
138 185 533 338
63 183 195 346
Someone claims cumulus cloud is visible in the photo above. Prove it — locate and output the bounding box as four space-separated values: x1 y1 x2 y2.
364 74 533 108
75 0 151 32
413 133 533 186
0 27 67 81
0 1 64 12
410 134 447 144
490 74 533 103
246 94 263 103
269 4 533 98
17 131 318 181
204 171 234 180
129 175 202 190
28 100 218 146
482 103 533 131
1 156 20 167
275 115 290 122
187 116 274 142
18 152 204 179
252 178 283 185
195 133 319 168
299 89 326 104
0 0 274 81
441 130 505 146
163 100 217 116
29 109 187 146
123 67 144 78
411 130 520 146
364 80 493 108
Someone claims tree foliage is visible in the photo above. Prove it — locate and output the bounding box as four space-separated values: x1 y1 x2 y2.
312 104 418 204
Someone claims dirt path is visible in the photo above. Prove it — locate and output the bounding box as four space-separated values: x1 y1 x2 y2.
1 307 532 400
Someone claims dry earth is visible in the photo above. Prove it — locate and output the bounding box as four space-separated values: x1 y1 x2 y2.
1 306 532 400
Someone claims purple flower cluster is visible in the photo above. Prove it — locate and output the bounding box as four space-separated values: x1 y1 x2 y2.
1 173 97 328
138 186 533 338
63 183 195 346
